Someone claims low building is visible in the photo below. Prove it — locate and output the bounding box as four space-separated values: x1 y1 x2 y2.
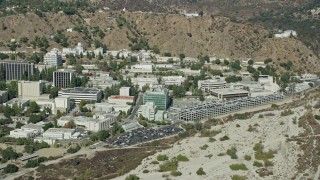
130 64 153 73
74 116 113 132
54 96 71 114
120 87 130 96
4 98 29 109
58 87 103 103
138 102 157 121
131 77 158 90
162 76 186 86
198 79 227 92
43 128 75 140
108 96 134 105
0 91 8 104
10 123 44 138
122 122 143 132
35 99 55 111
211 88 249 100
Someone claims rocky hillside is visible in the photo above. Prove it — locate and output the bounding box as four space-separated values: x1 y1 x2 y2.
0 11 319 73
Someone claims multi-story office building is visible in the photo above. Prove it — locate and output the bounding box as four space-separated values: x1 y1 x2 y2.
18 81 45 100
58 87 103 103
198 79 227 92
143 87 170 110
137 102 157 121
53 69 76 88
44 48 63 66
0 61 34 81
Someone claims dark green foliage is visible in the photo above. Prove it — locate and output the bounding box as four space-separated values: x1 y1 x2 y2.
196 167 206 175
253 161 263 167
42 123 54 131
159 159 178 172
227 147 238 159
225 75 242 83
157 154 168 161
125 174 140 180
176 154 189 161
0 147 20 161
229 163 248 171
67 145 81 154
3 164 19 173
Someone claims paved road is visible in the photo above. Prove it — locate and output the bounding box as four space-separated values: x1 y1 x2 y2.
127 92 143 120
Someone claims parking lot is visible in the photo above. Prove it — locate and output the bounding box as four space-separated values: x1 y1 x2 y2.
106 125 183 147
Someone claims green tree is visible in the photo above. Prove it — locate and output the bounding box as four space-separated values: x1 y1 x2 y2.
3 164 19 173
247 66 256 73
215 59 221 64
29 101 40 113
248 59 254 65
223 59 230 66
97 130 110 141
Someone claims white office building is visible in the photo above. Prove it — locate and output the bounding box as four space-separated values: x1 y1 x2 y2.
131 77 158 90
58 87 103 103
43 128 75 140
4 98 29 109
44 48 63 66
53 96 71 114
162 76 186 86
18 81 45 100
198 79 227 92
10 124 44 138
120 87 130 96
130 64 153 73
137 102 157 121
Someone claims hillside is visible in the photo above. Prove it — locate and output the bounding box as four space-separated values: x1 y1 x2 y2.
0 11 319 73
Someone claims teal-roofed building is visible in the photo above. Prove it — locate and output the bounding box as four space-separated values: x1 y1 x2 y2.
143 87 170 110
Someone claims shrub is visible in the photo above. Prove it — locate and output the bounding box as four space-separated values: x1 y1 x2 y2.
234 113 251 120
218 153 226 156
3 164 19 173
125 174 140 180
231 175 247 180
236 124 241 127
229 163 248 171
150 160 159 164
258 114 264 118
171 170 182 176
271 104 278 109
253 143 264 152
264 160 274 167
196 167 206 175
255 150 274 160
157 154 168 161
220 135 230 141
176 154 189 161
200 129 221 137
253 161 263 167
244 155 251 161
208 137 216 142
67 145 81 154
314 115 320 120
159 159 178 172
142 169 149 173
226 147 238 159
200 144 209 150
280 109 294 116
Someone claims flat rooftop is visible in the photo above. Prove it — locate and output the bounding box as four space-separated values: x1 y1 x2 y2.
212 88 249 95
44 128 75 133
60 87 102 94
5 98 29 104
